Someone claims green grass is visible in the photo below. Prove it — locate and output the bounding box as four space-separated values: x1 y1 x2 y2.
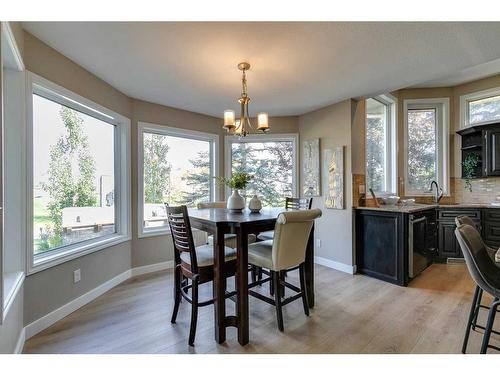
33 198 52 227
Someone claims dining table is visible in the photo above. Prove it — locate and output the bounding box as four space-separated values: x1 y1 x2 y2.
188 207 315 346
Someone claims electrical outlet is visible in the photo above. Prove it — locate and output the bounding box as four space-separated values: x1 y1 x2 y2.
316 239 321 248
359 184 366 194
73 269 81 284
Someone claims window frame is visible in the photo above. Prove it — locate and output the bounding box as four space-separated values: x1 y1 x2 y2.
365 94 397 195
137 121 219 238
26 72 131 275
403 98 450 197
460 86 500 128
224 133 299 201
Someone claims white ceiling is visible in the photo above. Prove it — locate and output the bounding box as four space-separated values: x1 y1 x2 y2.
22 22 500 117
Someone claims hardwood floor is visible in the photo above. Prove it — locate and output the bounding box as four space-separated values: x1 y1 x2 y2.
23 263 500 354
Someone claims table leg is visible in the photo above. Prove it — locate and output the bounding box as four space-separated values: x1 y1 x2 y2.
305 224 315 308
213 226 226 343
236 226 249 345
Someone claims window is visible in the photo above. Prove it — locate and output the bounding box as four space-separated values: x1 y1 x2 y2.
460 87 500 128
365 95 397 194
404 98 449 196
28 73 131 273
138 123 219 237
225 134 298 207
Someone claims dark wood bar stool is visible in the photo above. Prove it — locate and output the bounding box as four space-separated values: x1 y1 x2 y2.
455 222 500 354
167 205 237 346
247 209 322 331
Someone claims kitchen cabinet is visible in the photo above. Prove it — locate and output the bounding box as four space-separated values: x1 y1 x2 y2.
355 208 437 286
355 209 407 286
457 122 500 178
437 208 481 261
482 209 500 248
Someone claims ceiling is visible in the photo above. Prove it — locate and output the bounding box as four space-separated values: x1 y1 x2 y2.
22 22 500 117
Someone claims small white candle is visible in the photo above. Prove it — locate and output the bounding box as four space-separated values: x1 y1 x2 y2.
224 110 235 129
257 112 269 132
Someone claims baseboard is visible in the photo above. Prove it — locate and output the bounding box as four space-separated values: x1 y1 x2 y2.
24 269 131 340
14 327 25 354
23 260 175 342
130 260 174 277
314 256 356 275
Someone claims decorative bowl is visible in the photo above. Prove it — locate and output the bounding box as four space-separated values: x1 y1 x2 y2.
381 196 400 205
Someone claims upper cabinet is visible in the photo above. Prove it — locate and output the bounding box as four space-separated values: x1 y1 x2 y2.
457 122 500 178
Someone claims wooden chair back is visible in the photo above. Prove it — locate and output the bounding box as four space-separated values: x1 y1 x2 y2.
166 205 199 274
285 197 313 210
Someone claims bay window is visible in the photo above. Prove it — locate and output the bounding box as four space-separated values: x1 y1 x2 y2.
365 95 397 194
460 87 500 128
138 122 219 237
404 98 449 196
28 73 131 273
224 134 298 207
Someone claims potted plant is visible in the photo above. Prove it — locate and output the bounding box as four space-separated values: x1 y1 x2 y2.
215 172 253 212
463 153 479 193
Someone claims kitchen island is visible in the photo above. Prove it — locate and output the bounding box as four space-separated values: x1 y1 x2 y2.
355 203 500 286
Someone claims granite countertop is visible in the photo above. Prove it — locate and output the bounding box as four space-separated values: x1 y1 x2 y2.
356 203 500 213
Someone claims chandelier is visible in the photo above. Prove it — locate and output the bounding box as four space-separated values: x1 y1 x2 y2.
223 62 269 137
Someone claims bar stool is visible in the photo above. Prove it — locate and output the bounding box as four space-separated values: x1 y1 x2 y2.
167 205 237 346
455 223 500 354
247 209 322 331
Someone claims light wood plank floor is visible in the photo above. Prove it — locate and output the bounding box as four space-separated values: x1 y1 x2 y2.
23 264 500 354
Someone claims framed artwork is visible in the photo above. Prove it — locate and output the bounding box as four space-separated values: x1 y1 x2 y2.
302 138 320 197
324 146 344 209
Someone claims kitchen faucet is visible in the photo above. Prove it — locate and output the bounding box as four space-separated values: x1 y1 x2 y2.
429 180 444 203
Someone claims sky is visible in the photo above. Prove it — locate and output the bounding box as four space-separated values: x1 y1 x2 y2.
32 94 115 192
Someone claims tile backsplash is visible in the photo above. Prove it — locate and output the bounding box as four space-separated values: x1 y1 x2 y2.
353 175 500 206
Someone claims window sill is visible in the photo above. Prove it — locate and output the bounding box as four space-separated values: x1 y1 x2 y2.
29 233 131 275
3 271 25 318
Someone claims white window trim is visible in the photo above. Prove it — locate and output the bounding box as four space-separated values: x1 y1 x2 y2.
403 98 450 197
460 86 500 129
26 72 131 275
137 122 219 238
224 133 299 200
365 94 398 195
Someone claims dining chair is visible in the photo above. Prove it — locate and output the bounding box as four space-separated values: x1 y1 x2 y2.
167 205 237 346
197 201 257 248
455 223 500 354
257 197 313 241
247 208 322 331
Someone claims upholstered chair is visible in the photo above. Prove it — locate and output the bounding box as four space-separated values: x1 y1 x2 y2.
248 208 322 331
197 201 257 248
167 205 237 346
455 224 500 354
455 215 498 259
257 197 313 241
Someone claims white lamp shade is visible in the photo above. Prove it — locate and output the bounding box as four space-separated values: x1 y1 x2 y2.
224 110 235 128
234 119 242 135
257 112 269 131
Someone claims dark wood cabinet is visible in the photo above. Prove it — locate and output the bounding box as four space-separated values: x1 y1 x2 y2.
482 209 500 248
485 130 500 176
355 210 407 286
457 122 500 178
438 222 461 258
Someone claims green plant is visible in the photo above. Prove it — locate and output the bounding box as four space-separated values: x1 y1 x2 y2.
215 172 253 190
463 153 480 192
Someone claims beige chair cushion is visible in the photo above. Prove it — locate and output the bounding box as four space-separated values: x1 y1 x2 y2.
257 231 274 241
207 233 257 249
248 240 274 269
180 244 236 267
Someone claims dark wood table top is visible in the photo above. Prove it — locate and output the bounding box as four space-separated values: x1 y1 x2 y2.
188 207 286 224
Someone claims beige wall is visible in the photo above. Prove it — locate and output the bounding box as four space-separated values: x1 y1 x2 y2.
298 100 354 267
19 31 300 325
353 74 500 205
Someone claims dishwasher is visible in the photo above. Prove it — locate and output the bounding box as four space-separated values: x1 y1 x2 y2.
408 210 438 278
